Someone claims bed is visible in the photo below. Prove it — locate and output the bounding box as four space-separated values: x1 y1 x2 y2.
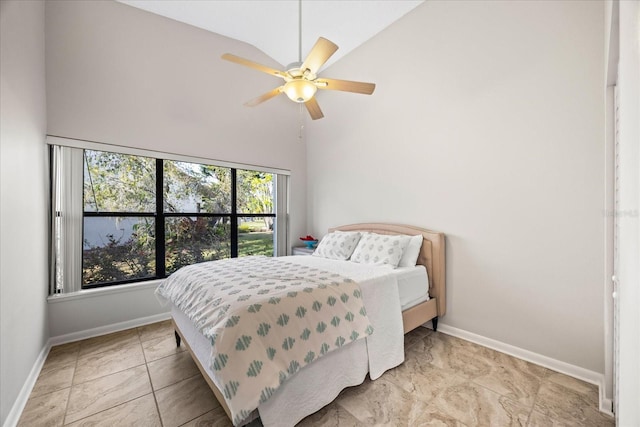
158 223 446 426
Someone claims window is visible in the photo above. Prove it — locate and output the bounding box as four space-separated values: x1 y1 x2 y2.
83 151 157 286
51 140 288 293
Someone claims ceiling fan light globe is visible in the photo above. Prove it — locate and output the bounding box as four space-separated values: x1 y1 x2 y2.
284 79 317 103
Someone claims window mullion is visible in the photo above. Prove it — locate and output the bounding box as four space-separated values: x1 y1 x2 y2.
156 158 166 277
231 168 238 257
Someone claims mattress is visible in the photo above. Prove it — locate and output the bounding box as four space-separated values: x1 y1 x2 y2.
287 256 429 311
394 265 430 310
286 257 430 311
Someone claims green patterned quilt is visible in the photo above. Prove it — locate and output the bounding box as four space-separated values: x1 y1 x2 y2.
156 256 374 425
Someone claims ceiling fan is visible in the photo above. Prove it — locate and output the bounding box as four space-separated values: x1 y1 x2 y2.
221 5 376 120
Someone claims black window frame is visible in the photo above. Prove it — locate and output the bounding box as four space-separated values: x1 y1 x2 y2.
82 154 276 289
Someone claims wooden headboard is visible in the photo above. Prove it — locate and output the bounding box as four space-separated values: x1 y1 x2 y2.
329 223 446 317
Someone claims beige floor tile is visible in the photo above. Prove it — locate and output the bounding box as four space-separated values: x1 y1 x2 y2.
384 349 466 400
428 380 531 427
335 376 437 426
17 387 70 427
31 362 75 398
298 401 365 427
155 374 218 427
147 350 200 391
545 372 598 395
179 407 233 427
533 380 614 427
64 365 152 424
411 332 493 380
17 321 613 427
137 319 174 343
78 328 140 358
73 341 146 384
141 333 186 363
411 409 468 427
44 342 80 371
412 331 481 354
471 346 549 406
403 326 433 349
65 393 160 426
527 409 566 427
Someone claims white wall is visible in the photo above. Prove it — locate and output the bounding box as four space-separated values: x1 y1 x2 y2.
615 1 640 424
47 282 169 339
0 1 49 424
307 0 606 373
45 0 308 337
46 0 305 173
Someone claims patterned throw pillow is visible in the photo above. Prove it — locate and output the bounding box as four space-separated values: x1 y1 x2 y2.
350 232 409 268
312 231 362 260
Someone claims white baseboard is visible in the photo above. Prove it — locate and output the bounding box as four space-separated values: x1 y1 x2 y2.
600 394 613 415
4 311 172 427
2 343 51 427
49 311 171 346
433 323 614 417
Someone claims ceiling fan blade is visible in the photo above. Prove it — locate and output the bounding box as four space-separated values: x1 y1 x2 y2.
244 87 283 107
315 78 376 95
300 37 338 75
304 97 324 120
221 53 287 79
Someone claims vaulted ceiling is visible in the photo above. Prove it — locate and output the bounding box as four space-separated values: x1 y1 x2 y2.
117 0 423 69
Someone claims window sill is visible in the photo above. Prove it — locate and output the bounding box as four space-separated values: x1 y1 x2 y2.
47 279 165 303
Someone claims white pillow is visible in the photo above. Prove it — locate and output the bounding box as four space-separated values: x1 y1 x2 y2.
312 231 361 260
398 235 423 267
350 232 409 268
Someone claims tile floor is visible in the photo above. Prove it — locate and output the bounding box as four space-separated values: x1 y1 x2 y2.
18 320 614 426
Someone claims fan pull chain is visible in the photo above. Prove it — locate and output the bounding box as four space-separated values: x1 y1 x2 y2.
298 103 304 140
